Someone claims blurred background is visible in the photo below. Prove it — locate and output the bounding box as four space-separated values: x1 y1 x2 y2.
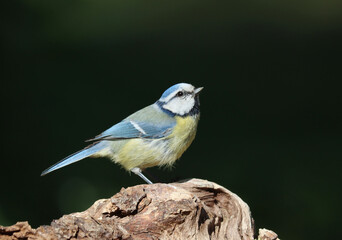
1 1 341 239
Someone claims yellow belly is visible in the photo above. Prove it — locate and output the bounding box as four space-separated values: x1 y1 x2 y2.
114 116 199 170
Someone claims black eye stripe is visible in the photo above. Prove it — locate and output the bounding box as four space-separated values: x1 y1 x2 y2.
177 91 192 97
169 90 192 101
177 91 184 97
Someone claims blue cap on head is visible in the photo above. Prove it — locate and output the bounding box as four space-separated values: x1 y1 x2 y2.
160 83 183 99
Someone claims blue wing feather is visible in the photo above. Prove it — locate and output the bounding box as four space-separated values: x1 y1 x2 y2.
86 104 176 142
87 120 175 141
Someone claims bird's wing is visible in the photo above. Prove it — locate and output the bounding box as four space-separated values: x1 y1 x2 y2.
87 120 175 142
87 104 176 142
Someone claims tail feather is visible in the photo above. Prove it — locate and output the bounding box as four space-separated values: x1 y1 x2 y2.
41 142 106 176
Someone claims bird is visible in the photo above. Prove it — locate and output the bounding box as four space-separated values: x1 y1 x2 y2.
41 83 203 184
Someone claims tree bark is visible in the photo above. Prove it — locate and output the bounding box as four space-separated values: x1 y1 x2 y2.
0 179 278 240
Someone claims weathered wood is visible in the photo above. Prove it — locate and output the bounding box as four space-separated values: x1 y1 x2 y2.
258 229 279 240
0 179 277 240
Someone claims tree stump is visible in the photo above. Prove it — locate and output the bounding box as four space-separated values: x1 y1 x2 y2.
0 179 278 240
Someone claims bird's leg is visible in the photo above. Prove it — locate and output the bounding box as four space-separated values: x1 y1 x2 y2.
142 169 160 183
131 167 153 184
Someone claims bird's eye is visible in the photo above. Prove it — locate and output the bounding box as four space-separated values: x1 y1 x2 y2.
177 91 184 97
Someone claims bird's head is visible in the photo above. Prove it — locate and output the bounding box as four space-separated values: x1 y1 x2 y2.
157 83 203 117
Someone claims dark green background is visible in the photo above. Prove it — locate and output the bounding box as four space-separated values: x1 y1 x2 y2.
1 1 341 239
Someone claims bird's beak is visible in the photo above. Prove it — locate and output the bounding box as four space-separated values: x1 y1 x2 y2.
194 87 204 95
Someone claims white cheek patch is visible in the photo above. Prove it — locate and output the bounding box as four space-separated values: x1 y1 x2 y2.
163 97 195 115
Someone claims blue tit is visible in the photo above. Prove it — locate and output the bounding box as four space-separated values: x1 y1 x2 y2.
41 83 203 184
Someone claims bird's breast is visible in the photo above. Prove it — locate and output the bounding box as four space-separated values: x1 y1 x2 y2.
113 115 199 170
166 115 199 158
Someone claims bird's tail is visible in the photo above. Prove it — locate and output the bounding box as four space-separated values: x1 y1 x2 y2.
41 142 107 176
